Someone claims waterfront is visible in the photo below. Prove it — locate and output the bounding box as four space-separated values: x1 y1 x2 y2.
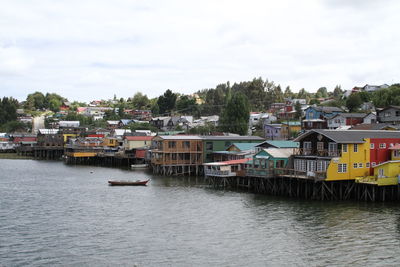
1 159 400 266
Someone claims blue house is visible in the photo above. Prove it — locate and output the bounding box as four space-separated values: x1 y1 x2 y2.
303 106 343 130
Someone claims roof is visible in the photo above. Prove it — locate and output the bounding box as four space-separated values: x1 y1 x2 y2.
377 105 400 112
113 129 132 136
261 148 294 158
256 140 299 148
107 120 120 125
374 160 400 168
307 106 343 113
156 135 203 140
125 136 153 141
295 129 400 144
331 113 367 119
282 121 301 126
203 158 252 166
230 143 258 151
38 129 59 134
350 123 400 131
201 136 264 141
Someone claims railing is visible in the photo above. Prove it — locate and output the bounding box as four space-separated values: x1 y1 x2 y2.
294 149 341 157
204 169 236 177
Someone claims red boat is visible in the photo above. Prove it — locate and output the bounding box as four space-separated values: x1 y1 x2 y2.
108 179 150 186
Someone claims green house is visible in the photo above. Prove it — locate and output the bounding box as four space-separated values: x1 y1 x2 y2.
202 136 264 162
245 148 294 177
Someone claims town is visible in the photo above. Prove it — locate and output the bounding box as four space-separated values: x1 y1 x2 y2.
1 82 400 201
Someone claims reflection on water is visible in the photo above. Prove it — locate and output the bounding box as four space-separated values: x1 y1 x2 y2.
1 159 400 266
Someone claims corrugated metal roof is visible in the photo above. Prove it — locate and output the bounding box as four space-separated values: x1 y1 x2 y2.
256 140 299 148
230 143 259 151
125 136 153 141
201 136 264 141
263 148 294 158
295 129 400 143
156 135 203 140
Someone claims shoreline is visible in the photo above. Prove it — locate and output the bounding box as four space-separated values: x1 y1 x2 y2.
0 153 33 160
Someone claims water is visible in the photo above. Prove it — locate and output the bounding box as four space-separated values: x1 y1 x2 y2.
1 159 400 266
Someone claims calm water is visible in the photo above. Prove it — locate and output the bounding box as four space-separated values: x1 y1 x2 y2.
1 159 400 266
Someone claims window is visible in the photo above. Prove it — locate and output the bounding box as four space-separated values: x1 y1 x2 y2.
379 143 386 149
338 163 347 173
317 142 324 151
353 144 358 152
206 142 213 151
225 141 232 147
395 150 400 157
378 168 384 177
342 144 348 152
396 111 400 117
359 163 363 168
372 162 376 167
303 142 312 155
370 143 374 149
183 141 190 148
366 162 370 168
353 163 358 169
329 143 338 156
168 141 176 148
172 153 177 160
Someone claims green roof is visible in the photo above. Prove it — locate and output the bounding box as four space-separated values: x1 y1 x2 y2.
257 140 299 148
231 142 259 151
283 121 301 126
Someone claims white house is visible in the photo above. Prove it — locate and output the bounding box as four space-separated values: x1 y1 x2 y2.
363 112 377 124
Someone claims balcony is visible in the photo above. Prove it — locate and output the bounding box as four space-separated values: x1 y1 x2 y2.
204 169 237 177
294 148 341 157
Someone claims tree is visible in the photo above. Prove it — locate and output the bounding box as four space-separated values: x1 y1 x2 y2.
157 89 177 115
315 87 328 98
346 93 362 112
295 101 302 119
25 92 46 110
219 92 250 135
284 86 293 98
0 97 18 124
333 85 343 99
176 95 197 115
131 92 150 110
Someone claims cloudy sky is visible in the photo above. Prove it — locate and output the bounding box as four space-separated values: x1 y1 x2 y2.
1 0 399 102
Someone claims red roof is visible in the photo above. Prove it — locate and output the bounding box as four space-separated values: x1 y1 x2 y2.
125 136 153 141
204 158 252 166
14 137 37 142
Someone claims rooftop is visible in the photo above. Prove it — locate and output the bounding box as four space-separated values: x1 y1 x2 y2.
204 158 252 166
295 129 400 144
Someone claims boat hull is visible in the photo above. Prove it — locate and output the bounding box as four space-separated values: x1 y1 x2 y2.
108 180 149 186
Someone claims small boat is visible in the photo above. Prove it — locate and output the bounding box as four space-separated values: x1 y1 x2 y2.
131 164 149 169
108 179 150 186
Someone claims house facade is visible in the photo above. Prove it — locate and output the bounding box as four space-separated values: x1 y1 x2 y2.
377 106 400 124
302 106 343 130
327 113 366 129
293 130 400 181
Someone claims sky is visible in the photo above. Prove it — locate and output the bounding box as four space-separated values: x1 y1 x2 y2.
1 0 399 103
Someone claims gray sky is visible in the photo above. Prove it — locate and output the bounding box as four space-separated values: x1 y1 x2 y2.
1 0 399 102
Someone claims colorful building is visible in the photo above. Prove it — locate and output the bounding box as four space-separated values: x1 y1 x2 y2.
293 130 400 181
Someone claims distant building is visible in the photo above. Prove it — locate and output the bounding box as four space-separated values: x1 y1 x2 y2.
377 106 400 124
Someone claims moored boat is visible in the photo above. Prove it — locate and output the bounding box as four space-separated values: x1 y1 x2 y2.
108 179 150 186
131 164 149 169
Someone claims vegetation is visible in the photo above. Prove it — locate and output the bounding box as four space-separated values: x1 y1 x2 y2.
219 92 250 135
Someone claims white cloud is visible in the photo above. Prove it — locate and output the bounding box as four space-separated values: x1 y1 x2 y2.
0 0 400 102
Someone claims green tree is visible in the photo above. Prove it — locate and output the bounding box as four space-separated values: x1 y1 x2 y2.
219 92 250 135
25 91 46 110
284 86 293 98
346 93 362 112
131 92 150 110
295 101 302 119
157 89 177 115
315 87 328 98
0 97 18 124
176 95 197 115
333 85 343 99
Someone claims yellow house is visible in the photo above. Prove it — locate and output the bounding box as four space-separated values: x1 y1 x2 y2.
124 136 153 150
281 122 301 139
294 129 400 181
102 137 118 147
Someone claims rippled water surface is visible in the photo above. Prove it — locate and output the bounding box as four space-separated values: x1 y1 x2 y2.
1 159 400 266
